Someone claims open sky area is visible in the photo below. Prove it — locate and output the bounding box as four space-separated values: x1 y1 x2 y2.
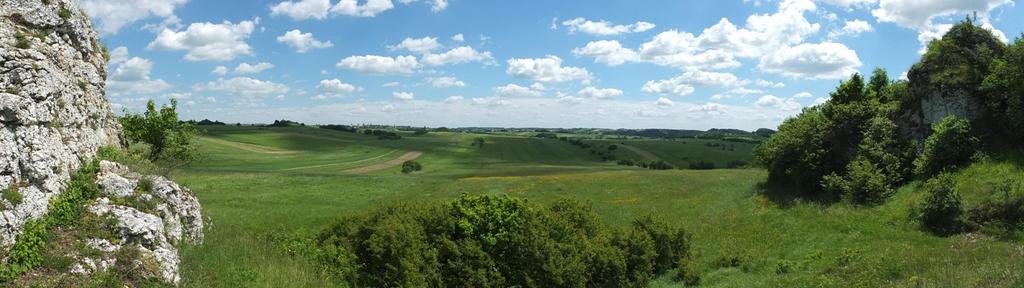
89 0 1023 130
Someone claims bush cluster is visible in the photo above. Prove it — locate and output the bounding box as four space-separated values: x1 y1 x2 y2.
913 115 980 178
1 160 101 282
120 99 199 166
363 129 401 140
312 194 695 287
401 160 422 174
617 159 675 170
916 173 964 235
755 71 907 203
755 20 1023 209
319 124 357 133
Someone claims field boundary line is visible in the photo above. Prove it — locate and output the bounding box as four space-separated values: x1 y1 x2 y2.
343 151 424 174
279 150 401 171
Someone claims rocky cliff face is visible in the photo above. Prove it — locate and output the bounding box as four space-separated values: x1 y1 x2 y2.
1 0 202 285
1 0 120 248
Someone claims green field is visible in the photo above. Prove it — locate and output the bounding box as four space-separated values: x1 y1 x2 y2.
173 126 1023 287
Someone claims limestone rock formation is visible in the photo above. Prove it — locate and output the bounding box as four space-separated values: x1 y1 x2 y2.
0 0 120 248
0 0 203 285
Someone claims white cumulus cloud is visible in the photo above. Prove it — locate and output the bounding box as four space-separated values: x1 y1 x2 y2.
277 29 334 53
578 87 623 99
234 62 275 74
429 76 466 88
393 91 415 101
194 77 290 102
337 55 420 74
561 17 657 36
148 19 256 61
506 56 591 83
81 0 188 35
494 84 544 98
270 0 331 20
758 42 862 80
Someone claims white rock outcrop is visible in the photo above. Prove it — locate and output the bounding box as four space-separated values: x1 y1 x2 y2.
1 0 203 285
1 0 120 248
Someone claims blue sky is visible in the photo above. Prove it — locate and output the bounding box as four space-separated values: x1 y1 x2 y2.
87 0 1023 130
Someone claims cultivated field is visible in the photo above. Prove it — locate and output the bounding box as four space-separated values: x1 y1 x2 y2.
173 126 1023 287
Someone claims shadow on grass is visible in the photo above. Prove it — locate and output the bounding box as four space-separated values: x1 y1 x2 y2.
755 179 840 209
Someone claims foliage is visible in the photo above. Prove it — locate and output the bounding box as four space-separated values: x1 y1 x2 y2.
312 194 694 287
754 106 831 193
841 157 893 205
1 160 101 282
47 160 100 227
120 99 199 165
981 36 1024 140
965 177 1024 239
688 161 715 170
0 220 46 281
917 173 964 235
909 19 1004 102
58 4 71 20
401 160 422 174
14 32 31 49
2 186 23 208
268 120 304 127
193 119 227 126
913 115 979 177
363 129 402 140
471 137 486 148
101 42 111 63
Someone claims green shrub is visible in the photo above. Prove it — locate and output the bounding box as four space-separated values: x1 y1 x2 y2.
754 107 831 193
615 227 656 285
913 115 979 177
843 157 893 205
0 220 47 281
917 173 964 235
630 215 691 274
982 37 1024 140
58 5 71 20
401 160 422 174
674 257 701 286
47 160 100 227
119 99 199 166
314 194 695 287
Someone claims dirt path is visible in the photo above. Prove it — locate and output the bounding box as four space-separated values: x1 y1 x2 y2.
343 151 423 174
202 137 297 155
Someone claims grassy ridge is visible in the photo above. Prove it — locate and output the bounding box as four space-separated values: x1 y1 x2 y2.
174 126 1022 287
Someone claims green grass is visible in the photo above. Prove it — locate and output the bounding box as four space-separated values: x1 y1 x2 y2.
589 138 757 168
173 126 1023 287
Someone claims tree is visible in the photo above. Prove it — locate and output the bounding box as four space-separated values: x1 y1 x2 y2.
754 107 831 193
982 36 1024 140
913 115 979 177
119 99 198 164
867 68 890 100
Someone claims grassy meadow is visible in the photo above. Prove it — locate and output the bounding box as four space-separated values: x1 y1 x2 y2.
172 126 1023 287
